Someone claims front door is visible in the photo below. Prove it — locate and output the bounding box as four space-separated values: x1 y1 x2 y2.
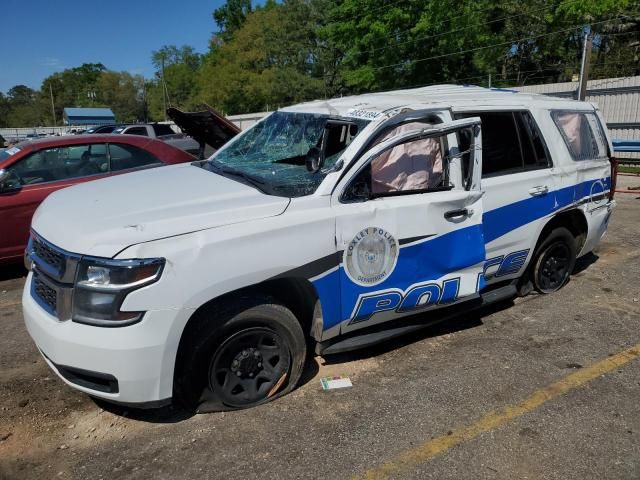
332 117 485 334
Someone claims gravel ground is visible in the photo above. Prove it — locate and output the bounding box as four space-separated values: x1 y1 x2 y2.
0 175 638 480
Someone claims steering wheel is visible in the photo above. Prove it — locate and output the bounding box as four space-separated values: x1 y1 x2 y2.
1 169 23 189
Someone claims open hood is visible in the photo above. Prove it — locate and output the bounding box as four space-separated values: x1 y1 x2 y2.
167 105 241 154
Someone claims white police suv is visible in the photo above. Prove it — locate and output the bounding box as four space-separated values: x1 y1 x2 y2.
23 85 617 411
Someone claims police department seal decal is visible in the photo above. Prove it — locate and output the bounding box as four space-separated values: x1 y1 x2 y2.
344 227 399 286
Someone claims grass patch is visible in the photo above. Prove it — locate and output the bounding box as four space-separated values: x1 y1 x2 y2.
619 165 640 174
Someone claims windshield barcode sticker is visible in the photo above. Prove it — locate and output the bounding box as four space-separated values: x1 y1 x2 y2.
4 147 21 156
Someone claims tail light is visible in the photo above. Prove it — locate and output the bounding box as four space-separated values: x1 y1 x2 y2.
609 157 618 201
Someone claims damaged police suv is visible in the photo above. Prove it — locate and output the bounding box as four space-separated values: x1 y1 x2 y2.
23 85 616 411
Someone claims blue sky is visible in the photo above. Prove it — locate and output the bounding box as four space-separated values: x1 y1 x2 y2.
0 0 226 93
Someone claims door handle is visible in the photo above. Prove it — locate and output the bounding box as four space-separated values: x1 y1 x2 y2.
444 208 471 220
529 185 549 196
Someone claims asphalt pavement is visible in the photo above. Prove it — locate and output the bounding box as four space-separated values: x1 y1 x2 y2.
1 175 639 480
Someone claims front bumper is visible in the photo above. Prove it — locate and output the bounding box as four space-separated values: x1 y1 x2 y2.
23 272 188 405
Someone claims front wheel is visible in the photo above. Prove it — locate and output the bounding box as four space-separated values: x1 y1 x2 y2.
532 227 577 294
175 298 307 412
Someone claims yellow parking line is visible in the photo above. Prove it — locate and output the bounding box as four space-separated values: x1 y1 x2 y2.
356 342 640 480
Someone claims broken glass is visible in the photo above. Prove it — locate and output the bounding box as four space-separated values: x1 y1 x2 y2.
206 111 369 197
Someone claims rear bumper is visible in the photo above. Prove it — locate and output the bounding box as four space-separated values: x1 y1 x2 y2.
22 273 189 404
579 200 616 257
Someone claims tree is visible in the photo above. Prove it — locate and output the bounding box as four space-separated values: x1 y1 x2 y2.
146 45 204 119
0 92 10 128
96 71 146 123
198 0 329 114
5 85 43 127
213 0 253 42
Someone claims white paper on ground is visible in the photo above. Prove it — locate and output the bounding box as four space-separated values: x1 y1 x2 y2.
320 376 353 390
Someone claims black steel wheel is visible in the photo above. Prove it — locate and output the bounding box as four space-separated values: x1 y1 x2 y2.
174 297 307 412
532 227 577 294
209 327 291 408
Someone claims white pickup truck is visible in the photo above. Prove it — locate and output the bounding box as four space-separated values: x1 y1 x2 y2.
114 123 201 156
23 85 616 412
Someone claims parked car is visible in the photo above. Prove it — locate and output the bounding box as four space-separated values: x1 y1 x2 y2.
0 134 6 148
113 123 201 156
84 124 124 134
22 85 616 411
0 134 195 262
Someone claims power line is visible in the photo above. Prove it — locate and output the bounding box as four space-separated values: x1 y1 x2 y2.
367 15 628 73
350 0 576 58
356 34 637 92
598 30 640 37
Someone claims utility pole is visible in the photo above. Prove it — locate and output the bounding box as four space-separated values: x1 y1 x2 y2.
49 83 57 127
161 56 168 121
577 31 593 101
488 73 492 88
142 78 148 123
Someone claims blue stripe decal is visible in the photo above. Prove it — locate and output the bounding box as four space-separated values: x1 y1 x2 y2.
316 224 485 329
483 178 610 244
314 178 610 330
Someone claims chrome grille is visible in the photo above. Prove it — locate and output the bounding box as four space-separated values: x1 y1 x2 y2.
32 236 65 272
28 233 78 320
33 274 57 314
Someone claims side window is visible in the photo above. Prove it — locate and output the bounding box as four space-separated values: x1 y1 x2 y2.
152 124 175 136
7 144 107 186
124 127 148 136
552 111 607 161
343 130 452 201
455 111 550 177
514 112 551 169
371 136 445 194
108 144 161 171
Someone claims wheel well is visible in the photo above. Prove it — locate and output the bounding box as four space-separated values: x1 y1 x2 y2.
536 209 588 253
174 277 320 391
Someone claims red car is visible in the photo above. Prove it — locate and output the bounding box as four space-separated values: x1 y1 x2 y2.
0 134 195 263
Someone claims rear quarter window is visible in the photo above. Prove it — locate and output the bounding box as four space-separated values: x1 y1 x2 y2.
551 111 608 161
152 124 176 136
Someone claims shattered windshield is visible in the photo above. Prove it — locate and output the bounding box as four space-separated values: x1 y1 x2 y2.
206 111 369 197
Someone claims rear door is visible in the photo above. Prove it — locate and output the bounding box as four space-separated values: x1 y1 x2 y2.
332 117 485 334
550 109 613 255
454 110 555 284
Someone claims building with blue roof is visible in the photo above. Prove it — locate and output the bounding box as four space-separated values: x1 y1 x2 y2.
63 108 116 126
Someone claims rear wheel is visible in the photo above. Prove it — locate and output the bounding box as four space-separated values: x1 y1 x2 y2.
174 297 306 412
532 227 577 294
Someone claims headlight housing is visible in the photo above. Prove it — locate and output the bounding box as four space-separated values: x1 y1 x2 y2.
72 257 165 327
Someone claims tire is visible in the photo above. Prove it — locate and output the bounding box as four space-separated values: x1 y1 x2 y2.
174 296 306 412
531 227 577 294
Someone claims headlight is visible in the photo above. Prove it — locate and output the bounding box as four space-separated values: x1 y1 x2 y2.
72 257 164 327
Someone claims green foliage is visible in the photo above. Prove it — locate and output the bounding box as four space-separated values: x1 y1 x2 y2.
0 0 638 126
213 0 253 42
145 45 204 120
198 0 328 114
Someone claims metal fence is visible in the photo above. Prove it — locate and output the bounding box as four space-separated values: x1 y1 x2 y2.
3 77 638 159
514 76 640 162
0 113 270 144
